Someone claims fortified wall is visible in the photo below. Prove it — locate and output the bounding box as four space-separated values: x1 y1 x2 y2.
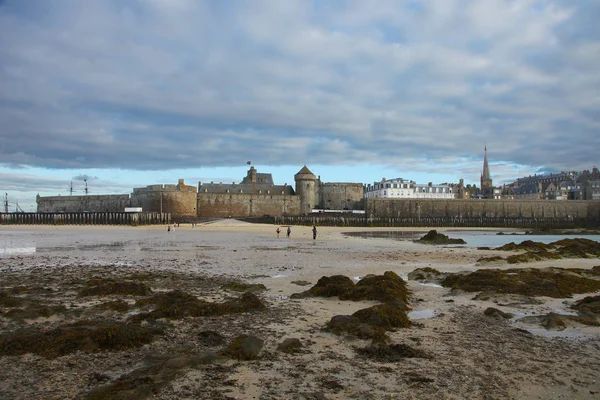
317 182 364 211
366 199 600 219
131 179 197 217
197 193 300 217
295 166 365 213
196 167 299 217
36 194 131 213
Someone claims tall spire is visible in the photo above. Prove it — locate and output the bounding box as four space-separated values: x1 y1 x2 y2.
481 145 493 195
482 145 491 181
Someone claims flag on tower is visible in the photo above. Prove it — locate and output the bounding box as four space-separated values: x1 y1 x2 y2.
247 161 252 165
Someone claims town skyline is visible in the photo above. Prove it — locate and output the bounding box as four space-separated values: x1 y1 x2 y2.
1 1 599 211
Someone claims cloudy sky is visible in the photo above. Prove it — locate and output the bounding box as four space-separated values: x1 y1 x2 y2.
1 0 599 211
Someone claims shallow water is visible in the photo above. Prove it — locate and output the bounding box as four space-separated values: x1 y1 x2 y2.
343 230 600 248
408 309 436 320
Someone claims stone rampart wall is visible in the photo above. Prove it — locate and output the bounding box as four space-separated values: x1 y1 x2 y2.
131 190 197 217
36 195 131 213
366 199 600 219
197 194 301 218
318 183 365 210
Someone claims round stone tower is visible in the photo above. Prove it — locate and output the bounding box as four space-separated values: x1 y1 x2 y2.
294 165 317 215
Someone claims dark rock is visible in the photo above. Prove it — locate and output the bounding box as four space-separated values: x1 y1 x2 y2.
277 338 303 354
415 230 466 245
484 307 514 319
198 330 226 347
222 335 264 360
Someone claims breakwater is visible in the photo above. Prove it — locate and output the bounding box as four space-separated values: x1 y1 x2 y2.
271 215 600 229
0 212 171 225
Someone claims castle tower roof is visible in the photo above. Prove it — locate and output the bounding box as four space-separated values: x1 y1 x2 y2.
294 165 316 180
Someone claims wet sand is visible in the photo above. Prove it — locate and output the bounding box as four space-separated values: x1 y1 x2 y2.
1 221 599 399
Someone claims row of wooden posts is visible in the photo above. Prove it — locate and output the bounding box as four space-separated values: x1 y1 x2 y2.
0 212 171 225
2 212 599 229
272 215 600 229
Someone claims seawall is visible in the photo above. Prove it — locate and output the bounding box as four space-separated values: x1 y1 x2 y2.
0 212 171 225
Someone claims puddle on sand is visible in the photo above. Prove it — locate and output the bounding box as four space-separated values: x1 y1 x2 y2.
417 282 443 288
271 274 287 279
524 328 591 339
409 309 436 320
0 247 36 256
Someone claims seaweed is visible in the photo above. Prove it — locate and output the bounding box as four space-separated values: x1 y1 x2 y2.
441 267 600 298
220 335 264 360
220 281 267 292
78 279 152 297
5 304 67 321
291 271 410 305
0 292 26 307
352 302 411 330
94 300 130 313
355 342 430 361
131 290 265 321
415 230 466 245
0 320 163 359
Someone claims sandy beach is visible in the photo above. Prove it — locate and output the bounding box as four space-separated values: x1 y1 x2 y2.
1 221 599 400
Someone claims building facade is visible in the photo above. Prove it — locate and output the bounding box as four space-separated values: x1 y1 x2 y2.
364 178 453 199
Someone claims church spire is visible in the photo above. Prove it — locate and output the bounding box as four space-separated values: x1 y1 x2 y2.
481 145 493 195
482 145 491 181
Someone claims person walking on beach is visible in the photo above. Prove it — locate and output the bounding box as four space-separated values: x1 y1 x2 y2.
312 225 317 240
286 226 291 238
276 227 281 238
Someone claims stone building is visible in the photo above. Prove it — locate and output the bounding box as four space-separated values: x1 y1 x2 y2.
196 166 298 217
131 179 197 217
294 166 364 213
36 194 131 213
364 178 453 199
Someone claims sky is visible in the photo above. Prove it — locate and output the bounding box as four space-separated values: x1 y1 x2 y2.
1 0 599 212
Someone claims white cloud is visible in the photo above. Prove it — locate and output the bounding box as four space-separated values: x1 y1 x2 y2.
0 0 597 190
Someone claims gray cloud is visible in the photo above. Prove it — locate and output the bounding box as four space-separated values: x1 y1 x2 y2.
0 0 598 177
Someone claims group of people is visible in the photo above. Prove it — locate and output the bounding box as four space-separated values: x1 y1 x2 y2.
276 225 317 240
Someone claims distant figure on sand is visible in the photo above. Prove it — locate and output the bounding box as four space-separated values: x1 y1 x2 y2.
276 227 281 238
287 226 291 238
312 225 317 240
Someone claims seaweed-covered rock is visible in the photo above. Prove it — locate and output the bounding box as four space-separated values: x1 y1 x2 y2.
441 267 600 298
221 281 267 292
0 320 163 359
277 338 303 354
198 330 226 347
131 290 265 321
497 240 551 252
541 313 567 331
348 272 410 303
355 342 429 362
290 275 354 299
78 279 152 297
5 304 68 321
85 351 217 400
494 238 600 263
0 292 25 307
94 300 130 313
416 230 466 245
408 267 446 283
352 302 411 330
506 250 561 264
483 307 514 319
221 335 264 360
571 295 600 316
291 271 410 305
325 315 388 342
